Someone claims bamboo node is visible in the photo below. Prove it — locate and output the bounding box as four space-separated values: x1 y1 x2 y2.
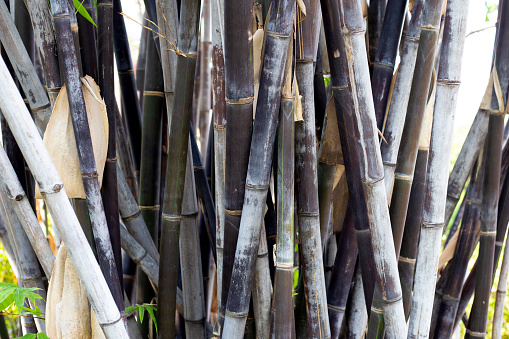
394 172 413 181
225 310 249 318
184 317 206 324
381 295 403 305
373 61 394 70
99 315 123 328
405 36 420 43
442 294 460 301
421 221 444 229
297 211 320 218
327 304 346 312
246 183 269 190
82 171 99 178
342 27 365 37
465 328 486 337
23 99 29 104
266 31 291 39
479 230 496 236
40 183 63 195
31 103 51 112
363 176 384 186
332 85 349 91
162 213 181 221
464 198 481 205
194 166 205 171
226 96 254 104
295 58 313 63
437 79 461 86
496 241 504 246
225 209 242 216
370 306 383 314
122 210 141 221
139 205 160 211
274 263 293 269
143 91 165 98
9 194 25 202
398 256 416 264
421 25 440 32
123 274 136 281
355 228 370 234
118 70 135 75
96 2 113 6
182 211 199 219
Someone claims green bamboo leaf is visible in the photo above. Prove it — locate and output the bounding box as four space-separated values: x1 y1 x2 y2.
125 306 135 313
0 282 18 289
0 294 14 312
73 0 97 27
137 304 145 324
16 334 36 339
13 289 25 312
37 333 51 339
145 304 157 333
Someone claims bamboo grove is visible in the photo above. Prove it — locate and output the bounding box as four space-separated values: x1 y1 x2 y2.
0 0 508 337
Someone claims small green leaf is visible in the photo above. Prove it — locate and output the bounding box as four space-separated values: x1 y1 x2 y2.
145 304 157 333
37 333 51 339
0 294 14 312
125 306 135 313
16 334 37 339
13 289 25 312
137 304 145 324
73 0 97 27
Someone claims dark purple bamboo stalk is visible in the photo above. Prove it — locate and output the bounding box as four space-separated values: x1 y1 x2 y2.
78 0 98 80
221 0 295 335
367 0 386 74
220 0 253 333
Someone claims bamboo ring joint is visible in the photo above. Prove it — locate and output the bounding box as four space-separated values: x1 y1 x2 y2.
398 256 416 264
442 294 459 302
32 103 51 113
123 210 141 221
327 304 346 312
118 70 134 75
9 194 25 202
394 172 413 181
465 328 486 337
225 209 242 216
184 317 205 324
381 295 403 305
226 96 254 104
479 230 496 236
370 307 383 314
40 183 64 195
99 315 123 329
162 214 181 221
266 31 291 38
421 221 444 229
139 205 160 211
225 310 249 319
246 183 269 190
332 85 348 91
144 91 165 97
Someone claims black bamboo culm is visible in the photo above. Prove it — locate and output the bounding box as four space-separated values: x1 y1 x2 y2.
370 0 409 130
97 0 123 294
136 27 148 107
220 0 254 332
190 125 217 262
434 161 483 338
113 0 142 171
136 32 164 335
314 43 327 140
295 0 330 335
49 0 124 310
221 0 295 335
467 1 509 335
158 0 200 336
78 0 98 80
367 0 386 75
321 0 378 312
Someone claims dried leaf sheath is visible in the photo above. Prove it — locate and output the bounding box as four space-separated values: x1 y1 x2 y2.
222 0 295 335
159 0 200 336
407 0 469 334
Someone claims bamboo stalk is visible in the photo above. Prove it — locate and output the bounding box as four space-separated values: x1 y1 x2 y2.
115 103 139 199
199 0 212 154
0 181 46 334
466 10 509 339
181 147 207 338
97 0 122 294
253 226 271 339
433 162 482 338
0 0 52 132
220 0 254 330
221 0 294 335
321 0 378 311
0 154 55 279
314 44 327 140
367 0 386 75
0 52 130 339
158 0 200 335
493 230 509 339
380 0 424 202
136 27 148 107
77 0 98 80
346 263 369 338
371 0 409 130
273 52 295 337
113 0 142 171
50 0 125 310
407 0 469 334
24 0 62 106
211 0 226 327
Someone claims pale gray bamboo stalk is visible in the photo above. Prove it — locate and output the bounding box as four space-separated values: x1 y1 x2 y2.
407 0 469 336
0 190 47 333
346 265 368 338
493 231 509 339
212 0 225 329
119 221 159 291
0 0 51 132
198 0 212 153
156 0 178 125
252 226 271 339
0 153 55 279
337 0 407 335
24 0 62 105
117 164 159 261
0 211 19 279
0 55 129 339
381 0 424 201
181 144 206 338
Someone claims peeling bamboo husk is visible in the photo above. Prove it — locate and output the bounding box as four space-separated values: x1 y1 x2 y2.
380 0 424 202
24 0 62 105
137 34 164 315
0 152 55 279
113 0 142 171
433 162 482 338
323 0 407 335
0 187 47 333
97 0 122 294
295 1 329 335
321 0 378 311
493 230 509 339
407 0 469 335
0 54 130 339
158 0 200 335
252 226 271 339
181 148 207 338
370 0 409 130
0 0 52 132
327 207 358 337
273 51 295 337
50 0 124 311
220 0 254 331
367 0 385 75
467 8 509 339
211 0 226 329
221 0 295 335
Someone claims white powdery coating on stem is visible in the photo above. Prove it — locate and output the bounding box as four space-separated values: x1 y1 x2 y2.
214 127 225 314
0 56 129 339
252 227 271 339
